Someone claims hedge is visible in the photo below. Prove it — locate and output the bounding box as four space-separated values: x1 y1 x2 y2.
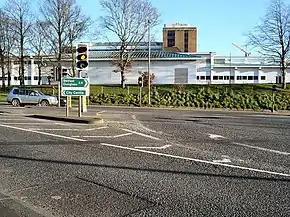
89 87 290 111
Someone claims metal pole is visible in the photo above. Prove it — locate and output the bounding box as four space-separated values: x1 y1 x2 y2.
58 81 61 107
148 20 151 106
139 86 142 107
66 96 69 117
78 70 82 117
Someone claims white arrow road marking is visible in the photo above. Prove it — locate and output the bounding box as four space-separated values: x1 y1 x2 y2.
100 143 290 178
209 134 226 140
72 133 133 138
28 126 108 131
213 158 232 163
233 142 290 156
135 145 172 149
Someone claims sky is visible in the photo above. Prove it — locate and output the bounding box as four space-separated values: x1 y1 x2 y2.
0 0 272 56
75 0 272 56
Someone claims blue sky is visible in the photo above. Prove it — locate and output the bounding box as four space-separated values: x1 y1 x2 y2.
0 0 271 56
76 0 271 56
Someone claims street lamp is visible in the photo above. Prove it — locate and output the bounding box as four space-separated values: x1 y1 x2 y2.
148 20 151 105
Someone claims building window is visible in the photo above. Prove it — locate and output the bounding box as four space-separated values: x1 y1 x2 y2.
34 76 39 80
261 76 266 80
254 76 258 80
206 76 210 80
243 76 247 80
237 76 241 80
248 76 253 80
200 76 205 80
14 77 18 80
167 30 175 47
224 76 230 80
184 30 188 52
213 76 218 80
230 76 234 80
218 76 223 80
196 76 200 80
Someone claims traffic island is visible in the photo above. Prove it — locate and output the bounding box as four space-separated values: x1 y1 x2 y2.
27 115 104 124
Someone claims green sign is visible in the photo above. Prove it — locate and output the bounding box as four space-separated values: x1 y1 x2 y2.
62 90 86 96
62 78 88 88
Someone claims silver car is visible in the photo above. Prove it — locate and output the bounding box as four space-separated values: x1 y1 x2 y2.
7 87 58 107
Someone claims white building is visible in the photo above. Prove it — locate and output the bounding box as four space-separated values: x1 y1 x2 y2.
0 49 288 86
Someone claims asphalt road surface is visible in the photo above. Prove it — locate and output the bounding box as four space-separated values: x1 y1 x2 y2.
0 106 289 217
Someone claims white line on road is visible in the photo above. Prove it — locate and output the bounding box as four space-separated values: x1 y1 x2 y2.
121 128 162 141
72 133 133 138
232 142 290 156
96 110 107 115
135 144 172 149
100 143 290 178
1 123 67 125
28 126 108 131
0 123 87 142
209 134 226 140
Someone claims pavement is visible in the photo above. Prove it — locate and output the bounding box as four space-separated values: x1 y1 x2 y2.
0 104 289 216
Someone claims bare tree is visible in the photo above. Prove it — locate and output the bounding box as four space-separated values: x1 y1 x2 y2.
99 0 160 88
5 0 33 86
39 0 92 81
66 8 92 77
247 0 290 89
0 9 17 89
28 21 52 85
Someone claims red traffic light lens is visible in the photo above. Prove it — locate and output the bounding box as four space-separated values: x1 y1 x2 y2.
77 46 87 53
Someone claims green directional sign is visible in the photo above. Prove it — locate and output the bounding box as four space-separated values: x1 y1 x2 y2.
62 78 88 88
62 90 86 96
61 77 90 97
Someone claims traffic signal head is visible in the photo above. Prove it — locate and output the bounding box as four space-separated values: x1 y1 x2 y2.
138 76 143 87
76 44 89 70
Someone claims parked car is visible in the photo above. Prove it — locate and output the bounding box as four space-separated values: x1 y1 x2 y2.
7 87 59 107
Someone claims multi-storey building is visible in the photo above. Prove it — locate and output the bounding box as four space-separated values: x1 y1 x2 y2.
162 23 198 53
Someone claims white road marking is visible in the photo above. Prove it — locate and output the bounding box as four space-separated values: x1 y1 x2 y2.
213 158 232 163
0 123 87 142
28 126 108 131
96 110 107 115
135 144 172 149
232 142 290 156
72 133 133 138
209 134 225 140
2 123 66 125
121 128 162 141
51 196 62 200
100 143 290 178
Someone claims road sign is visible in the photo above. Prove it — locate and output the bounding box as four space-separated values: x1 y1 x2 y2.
62 78 88 88
61 78 89 96
62 90 86 96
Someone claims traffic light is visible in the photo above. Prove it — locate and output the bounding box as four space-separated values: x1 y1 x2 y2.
138 76 143 87
76 44 89 70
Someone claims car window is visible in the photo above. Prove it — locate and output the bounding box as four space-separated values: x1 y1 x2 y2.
29 91 39 96
12 89 19 94
19 89 25 95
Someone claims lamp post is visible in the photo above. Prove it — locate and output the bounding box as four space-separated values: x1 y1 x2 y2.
148 20 151 105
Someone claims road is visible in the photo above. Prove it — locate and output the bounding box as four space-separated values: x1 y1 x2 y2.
0 105 289 216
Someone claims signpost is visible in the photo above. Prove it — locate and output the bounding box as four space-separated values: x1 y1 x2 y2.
61 77 90 117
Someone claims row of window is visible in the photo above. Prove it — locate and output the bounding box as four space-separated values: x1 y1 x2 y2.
196 75 266 80
0 76 41 81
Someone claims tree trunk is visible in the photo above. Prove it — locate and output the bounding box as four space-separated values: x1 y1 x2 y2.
121 71 125 88
71 41 76 77
282 69 287 89
38 65 41 85
1 60 5 90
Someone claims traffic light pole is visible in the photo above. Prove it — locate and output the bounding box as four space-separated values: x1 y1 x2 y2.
78 69 82 118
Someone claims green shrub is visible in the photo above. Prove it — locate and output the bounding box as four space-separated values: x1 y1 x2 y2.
89 87 290 111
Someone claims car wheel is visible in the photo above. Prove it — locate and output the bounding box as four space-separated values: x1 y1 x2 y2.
40 100 49 107
11 99 20 107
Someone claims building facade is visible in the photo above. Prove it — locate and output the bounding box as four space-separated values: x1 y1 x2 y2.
162 23 198 53
0 50 288 86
